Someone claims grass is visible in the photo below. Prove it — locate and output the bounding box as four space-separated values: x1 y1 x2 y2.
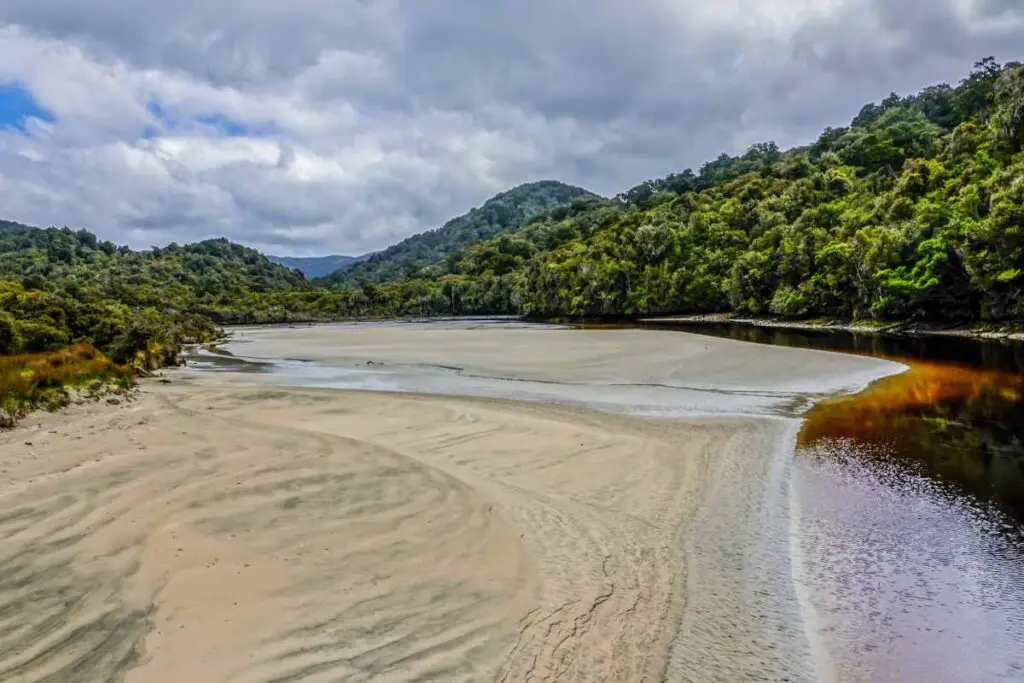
0 344 135 428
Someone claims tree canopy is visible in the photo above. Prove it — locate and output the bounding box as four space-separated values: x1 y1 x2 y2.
315 180 599 288
0 223 309 360
319 58 1024 323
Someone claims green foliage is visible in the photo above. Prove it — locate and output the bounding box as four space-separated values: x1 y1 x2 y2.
0 311 22 355
992 64 1024 153
0 226 304 365
770 285 810 317
955 57 1006 124
319 58 1024 324
316 181 598 288
3 57 1023 369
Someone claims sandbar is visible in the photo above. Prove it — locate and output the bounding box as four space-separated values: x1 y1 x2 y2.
0 324 898 682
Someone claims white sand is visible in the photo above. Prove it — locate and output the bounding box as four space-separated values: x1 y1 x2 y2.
0 324 898 682
226 323 896 395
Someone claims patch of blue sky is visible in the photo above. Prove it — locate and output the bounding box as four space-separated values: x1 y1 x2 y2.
0 82 55 132
145 99 277 138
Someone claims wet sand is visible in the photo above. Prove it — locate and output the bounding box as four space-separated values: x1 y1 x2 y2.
225 322 894 395
0 325 898 682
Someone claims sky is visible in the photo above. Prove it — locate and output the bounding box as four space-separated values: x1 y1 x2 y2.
0 1 1022 256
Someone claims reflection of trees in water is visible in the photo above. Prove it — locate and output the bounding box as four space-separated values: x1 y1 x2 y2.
630 320 1024 520
800 362 1024 522
636 321 1024 373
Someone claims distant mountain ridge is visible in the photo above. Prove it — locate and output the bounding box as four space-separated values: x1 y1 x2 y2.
316 180 599 288
267 253 370 278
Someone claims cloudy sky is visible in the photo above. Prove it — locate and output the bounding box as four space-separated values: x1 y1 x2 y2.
0 1 1022 256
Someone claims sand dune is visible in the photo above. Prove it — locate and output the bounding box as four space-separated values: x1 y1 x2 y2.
0 326 896 682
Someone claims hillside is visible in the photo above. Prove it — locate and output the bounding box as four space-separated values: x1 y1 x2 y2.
3 57 1023 366
316 180 599 288
268 254 369 278
0 221 309 362
318 58 1024 324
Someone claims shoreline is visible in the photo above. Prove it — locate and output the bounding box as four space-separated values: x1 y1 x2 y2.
214 322 901 399
0 324 903 682
639 313 1024 342
214 313 1024 343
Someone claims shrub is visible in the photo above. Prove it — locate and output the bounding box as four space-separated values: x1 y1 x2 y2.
769 285 810 316
0 312 22 355
0 345 134 428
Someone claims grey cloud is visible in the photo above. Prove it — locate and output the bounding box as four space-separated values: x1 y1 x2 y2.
790 0 1024 81
0 0 400 85
0 1 1022 255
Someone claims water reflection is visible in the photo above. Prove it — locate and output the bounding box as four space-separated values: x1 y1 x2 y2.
800 362 1024 522
794 441 1024 683
630 321 1024 681
630 321 1024 525
626 321 1024 373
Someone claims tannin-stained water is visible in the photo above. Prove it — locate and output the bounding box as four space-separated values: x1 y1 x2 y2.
793 441 1024 682
628 321 1024 521
635 321 1024 682
800 361 1024 521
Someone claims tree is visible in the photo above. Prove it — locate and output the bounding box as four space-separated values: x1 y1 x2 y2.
955 57 1004 123
993 65 1024 153
0 312 22 355
909 84 960 128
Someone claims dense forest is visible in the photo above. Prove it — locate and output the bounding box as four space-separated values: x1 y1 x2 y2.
0 179 596 390
0 223 312 361
317 181 598 288
2 57 1024 421
309 58 1024 323
0 225 315 421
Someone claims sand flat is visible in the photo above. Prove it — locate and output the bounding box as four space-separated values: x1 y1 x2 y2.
0 325 897 682
224 323 896 394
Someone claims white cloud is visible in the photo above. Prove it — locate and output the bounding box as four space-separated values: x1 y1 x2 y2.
0 1 1021 255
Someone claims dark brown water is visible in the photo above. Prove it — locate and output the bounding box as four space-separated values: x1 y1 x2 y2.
630 321 1024 525
631 321 1024 373
632 320 1024 682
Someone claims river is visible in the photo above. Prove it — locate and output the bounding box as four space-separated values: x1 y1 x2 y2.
634 320 1024 683
187 319 1024 682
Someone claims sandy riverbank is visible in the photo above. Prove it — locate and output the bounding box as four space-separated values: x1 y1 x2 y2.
221 322 896 396
0 325 898 682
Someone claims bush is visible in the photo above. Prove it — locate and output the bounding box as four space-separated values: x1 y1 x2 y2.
769 285 810 316
17 320 70 352
0 312 22 355
0 345 134 428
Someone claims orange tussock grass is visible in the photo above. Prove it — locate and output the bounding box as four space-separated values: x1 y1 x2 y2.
0 344 134 426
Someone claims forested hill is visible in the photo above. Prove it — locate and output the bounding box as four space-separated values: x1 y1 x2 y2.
0 221 309 361
316 180 599 288
334 57 1024 323
0 222 308 297
3 57 1024 369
